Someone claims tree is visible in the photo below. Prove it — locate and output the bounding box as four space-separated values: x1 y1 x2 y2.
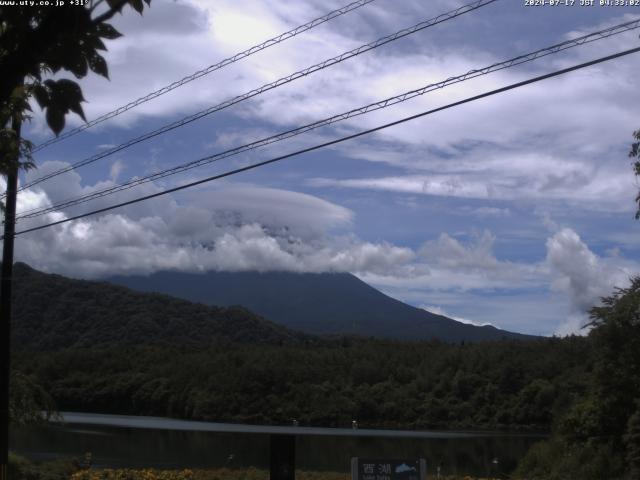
522 279 640 479
625 407 640 479
629 129 640 219
0 0 151 475
0 0 156 140
8 371 58 426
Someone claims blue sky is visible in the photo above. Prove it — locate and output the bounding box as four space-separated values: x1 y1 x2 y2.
12 0 640 335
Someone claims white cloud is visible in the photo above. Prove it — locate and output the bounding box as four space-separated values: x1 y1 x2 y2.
110 160 125 183
10 2 640 339
420 304 493 327
187 185 353 238
23 1 640 221
546 228 635 335
555 313 590 337
14 165 640 337
359 230 546 294
420 230 499 271
12 174 413 279
307 146 636 213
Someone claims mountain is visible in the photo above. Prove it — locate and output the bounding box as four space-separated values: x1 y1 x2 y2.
9 263 307 350
107 270 534 342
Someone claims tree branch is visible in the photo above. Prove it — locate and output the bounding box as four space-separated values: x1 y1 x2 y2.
91 0 129 24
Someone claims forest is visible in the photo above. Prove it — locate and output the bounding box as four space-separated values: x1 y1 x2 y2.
8 265 640 478
13 337 590 431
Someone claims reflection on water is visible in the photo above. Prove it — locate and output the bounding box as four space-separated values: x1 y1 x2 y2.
11 424 270 470
9 413 545 477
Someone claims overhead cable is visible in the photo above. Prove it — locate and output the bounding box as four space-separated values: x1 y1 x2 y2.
16 18 640 220
31 0 378 152
12 45 640 237
17 0 498 195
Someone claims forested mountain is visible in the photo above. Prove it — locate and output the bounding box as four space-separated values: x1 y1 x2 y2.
9 263 307 349
107 270 534 342
15 337 591 431
7 262 582 433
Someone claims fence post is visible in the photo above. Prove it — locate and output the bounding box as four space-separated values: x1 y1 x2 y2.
270 434 295 480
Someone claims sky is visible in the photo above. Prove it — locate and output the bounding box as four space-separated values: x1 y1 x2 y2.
11 0 640 336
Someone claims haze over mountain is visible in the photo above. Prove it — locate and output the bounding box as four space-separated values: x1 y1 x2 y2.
107 270 535 342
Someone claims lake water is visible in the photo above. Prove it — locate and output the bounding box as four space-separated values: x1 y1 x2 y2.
10 412 545 478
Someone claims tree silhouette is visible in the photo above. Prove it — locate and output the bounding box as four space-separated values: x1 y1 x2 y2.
1 1 152 475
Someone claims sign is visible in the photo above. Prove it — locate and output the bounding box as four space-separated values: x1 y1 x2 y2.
351 458 426 480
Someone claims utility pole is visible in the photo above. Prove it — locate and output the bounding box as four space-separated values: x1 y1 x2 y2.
0 116 21 480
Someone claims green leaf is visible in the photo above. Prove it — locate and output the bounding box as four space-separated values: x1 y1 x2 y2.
55 80 86 121
89 35 107 52
129 0 144 13
88 51 109 79
96 23 122 40
62 46 88 79
44 79 87 124
106 0 124 9
68 102 86 121
45 107 65 136
31 84 50 109
51 79 86 104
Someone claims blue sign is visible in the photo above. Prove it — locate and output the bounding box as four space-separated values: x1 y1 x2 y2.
351 458 426 480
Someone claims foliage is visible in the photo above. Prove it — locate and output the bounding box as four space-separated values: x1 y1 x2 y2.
0 0 151 173
630 129 640 219
0 0 150 124
9 458 504 480
72 469 198 480
513 437 623 480
516 277 640 479
624 407 640 479
0 85 35 174
8 453 80 480
68 468 498 480
8 370 58 426
9 263 307 349
6 265 596 431
13 336 591 431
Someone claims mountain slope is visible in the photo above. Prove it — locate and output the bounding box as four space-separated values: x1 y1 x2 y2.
107 270 534 342
9 263 307 350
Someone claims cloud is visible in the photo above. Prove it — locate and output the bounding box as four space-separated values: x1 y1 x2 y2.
420 230 499 271
460 206 510 218
11 3 640 339
546 228 635 335
24 1 640 223
110 160 124 182
307 145 636 213
16 163 636 338
12 172 413 279
15 216 415 279
420 304 493 327
357 230 547 300
186 185 353 238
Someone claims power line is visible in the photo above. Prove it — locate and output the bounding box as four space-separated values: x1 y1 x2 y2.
16 18 640 220
31 0 378 153
17 0 498 195
12 46 640 238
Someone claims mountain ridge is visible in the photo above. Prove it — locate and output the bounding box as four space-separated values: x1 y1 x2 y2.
9 263 309 350
107 269 535 342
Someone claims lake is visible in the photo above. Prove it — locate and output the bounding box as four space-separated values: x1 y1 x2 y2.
10 412 545 478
